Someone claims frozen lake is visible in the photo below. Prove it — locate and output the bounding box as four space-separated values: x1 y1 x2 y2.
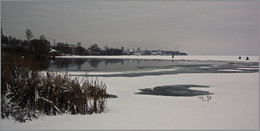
2 55 259 130
48 55 259 77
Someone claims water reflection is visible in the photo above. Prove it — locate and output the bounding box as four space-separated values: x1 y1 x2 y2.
49 58 177 72
75 59 85 69
89 59 103 68
50 59 111 70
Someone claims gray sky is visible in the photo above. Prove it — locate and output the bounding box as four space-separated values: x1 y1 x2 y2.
1 0 259 55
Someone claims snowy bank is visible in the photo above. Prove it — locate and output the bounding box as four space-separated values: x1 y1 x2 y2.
2 73 258 130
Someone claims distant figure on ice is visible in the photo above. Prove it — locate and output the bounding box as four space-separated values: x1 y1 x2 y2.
246 57 249 60
238 56 241 59
172 54 174 58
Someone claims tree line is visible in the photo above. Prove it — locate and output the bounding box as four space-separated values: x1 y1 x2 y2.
1 28 111 122
1 28 125 56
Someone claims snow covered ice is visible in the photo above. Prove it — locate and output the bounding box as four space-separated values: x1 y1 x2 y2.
1 55 259 130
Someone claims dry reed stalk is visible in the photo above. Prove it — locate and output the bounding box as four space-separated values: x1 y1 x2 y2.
1 51 109 122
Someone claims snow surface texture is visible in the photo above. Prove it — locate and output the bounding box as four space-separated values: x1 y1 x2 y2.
2 74 258 130
1 56 259 130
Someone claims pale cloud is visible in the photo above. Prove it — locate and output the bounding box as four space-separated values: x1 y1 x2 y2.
1 0 259 55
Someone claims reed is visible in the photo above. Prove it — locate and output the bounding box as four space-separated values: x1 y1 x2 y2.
1 50 109 122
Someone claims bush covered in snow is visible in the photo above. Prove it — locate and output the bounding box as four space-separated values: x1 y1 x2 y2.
1 50 109 122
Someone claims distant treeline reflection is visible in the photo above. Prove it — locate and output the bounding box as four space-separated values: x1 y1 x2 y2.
50 58 138 70
49 58 167 71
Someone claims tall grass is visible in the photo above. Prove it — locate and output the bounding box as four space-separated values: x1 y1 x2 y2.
1 50 109 122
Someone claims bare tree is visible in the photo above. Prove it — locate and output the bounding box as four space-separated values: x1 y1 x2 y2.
25 29 33 42
76 42 81 47
39 35 46 41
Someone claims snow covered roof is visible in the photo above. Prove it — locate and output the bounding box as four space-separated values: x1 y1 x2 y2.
49 48 58 53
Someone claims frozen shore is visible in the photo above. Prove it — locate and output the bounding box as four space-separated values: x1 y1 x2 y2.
2 72 258 130
54 58 259 77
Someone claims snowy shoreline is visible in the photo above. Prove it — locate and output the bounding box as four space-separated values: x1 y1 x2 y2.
1 55 259 130
2 73 258 130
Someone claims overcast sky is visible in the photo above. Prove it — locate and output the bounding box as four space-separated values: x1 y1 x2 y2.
1 0 259 55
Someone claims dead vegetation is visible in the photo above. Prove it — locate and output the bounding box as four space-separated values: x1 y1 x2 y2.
1 50 109 122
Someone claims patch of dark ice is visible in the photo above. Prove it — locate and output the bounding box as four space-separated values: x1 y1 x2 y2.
136 85 213 97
